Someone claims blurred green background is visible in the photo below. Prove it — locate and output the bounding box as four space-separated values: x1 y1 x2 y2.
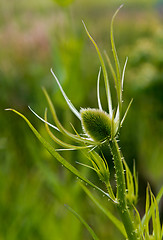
0 0 163 239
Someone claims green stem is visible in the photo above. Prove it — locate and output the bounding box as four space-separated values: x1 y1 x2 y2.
109 138 139 240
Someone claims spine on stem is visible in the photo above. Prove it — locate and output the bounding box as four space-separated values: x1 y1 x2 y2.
109 138 139 240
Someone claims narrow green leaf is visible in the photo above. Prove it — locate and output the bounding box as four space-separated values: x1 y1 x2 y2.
132 205 144 238
110 5 123 102
151 191 161 239
29 106 59 132
82 21 113 116
114 104 120 129
44 109 92 150
142 186 163 228
120 98 133 127
51 68 81 120
6 109 117 202
144 186 150 236
121 57 128 90
123 159 138 204
97 67 103 111
80 183 127 238
43 88 95 145
133 161 138 201
124 160 134 197
76 161 97 172
65 204 100 240
104 51 118 94
151 192 156 236
90 151 106 174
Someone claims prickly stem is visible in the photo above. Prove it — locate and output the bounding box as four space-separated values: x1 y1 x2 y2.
109 138 139 240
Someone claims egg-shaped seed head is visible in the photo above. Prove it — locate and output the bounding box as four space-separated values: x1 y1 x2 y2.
80 108 112 142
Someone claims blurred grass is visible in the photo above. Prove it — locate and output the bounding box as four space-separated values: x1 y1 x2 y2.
0 0 163 239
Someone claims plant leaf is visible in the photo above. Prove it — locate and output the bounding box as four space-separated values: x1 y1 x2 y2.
120 98 133 127
151 192 161 239
144 186 150 236
121 57 128 90
43 88 95 145
123 159 134 198
133 161 138 201
110 5 123 102
97 67 103 111
65 204 100 240
132 205 144 238
51 68 81 120
6 109 117 202
104 51 118 94
82 21 113 117
80 183 127 238
44 109 92 150
28 106 59 132
142 186 163 228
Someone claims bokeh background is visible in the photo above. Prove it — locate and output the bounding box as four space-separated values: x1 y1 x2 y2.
0 0 163 239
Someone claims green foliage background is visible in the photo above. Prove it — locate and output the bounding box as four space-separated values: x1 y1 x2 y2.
0 0 163 239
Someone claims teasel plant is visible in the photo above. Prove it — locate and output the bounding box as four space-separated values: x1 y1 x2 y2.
6 5 163 240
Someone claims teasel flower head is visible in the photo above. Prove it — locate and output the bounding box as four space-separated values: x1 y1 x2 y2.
28 5 132 152
5 6 133 204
